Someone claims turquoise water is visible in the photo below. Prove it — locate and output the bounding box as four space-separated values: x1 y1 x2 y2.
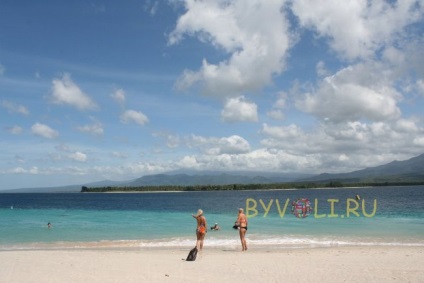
0 186 423 250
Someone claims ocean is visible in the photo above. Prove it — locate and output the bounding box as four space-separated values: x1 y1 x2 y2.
0 186 423 250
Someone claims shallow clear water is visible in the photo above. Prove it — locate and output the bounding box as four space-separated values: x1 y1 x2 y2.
0 186 423 250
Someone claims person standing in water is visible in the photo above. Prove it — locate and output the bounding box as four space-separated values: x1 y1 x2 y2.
236 208 248 251
192 209 207 250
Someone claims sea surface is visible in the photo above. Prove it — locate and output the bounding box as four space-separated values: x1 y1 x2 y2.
0 186 423 250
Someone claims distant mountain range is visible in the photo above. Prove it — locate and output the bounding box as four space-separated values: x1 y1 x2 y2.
301 153 424 183
2 152 424 193
126 171 311 187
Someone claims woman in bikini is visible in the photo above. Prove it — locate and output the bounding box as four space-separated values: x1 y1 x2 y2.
236 208 248 251
192 209 207 250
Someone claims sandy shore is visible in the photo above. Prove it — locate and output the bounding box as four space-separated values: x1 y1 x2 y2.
1 246 423 283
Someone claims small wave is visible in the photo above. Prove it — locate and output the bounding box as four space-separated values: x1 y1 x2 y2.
2 235 423 251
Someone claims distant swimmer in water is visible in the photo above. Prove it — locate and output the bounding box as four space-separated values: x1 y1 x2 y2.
47 222 52 229
210 223 220 230
356 194 361 200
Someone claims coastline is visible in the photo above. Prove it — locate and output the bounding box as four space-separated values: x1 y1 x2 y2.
88 186 373 193
101 191 185 194
81 185 414 194
1 246 423 283
2 234 423 252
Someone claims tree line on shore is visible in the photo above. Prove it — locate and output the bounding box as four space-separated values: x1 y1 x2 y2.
81 180 424 192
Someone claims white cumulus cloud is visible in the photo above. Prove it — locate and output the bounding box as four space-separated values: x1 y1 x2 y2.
31 123 59 139
111 88 126 106
188 134 251 155
267 92 287 120
120 110 149 126
50 73 98 110
77 122 104 136
262 123 304 140
416 79 424 96
69 151 87 162
1 100 29 115
291 0 424 61
221 96 258 122
296 64 402 123
170 0 291 97
413 137 424 146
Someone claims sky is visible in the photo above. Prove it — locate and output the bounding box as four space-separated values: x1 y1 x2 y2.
1 0 424 190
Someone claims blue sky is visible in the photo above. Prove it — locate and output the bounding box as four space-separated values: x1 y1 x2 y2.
1 0 424 190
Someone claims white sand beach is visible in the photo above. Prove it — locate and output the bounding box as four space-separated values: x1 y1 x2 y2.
1 246 423 283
